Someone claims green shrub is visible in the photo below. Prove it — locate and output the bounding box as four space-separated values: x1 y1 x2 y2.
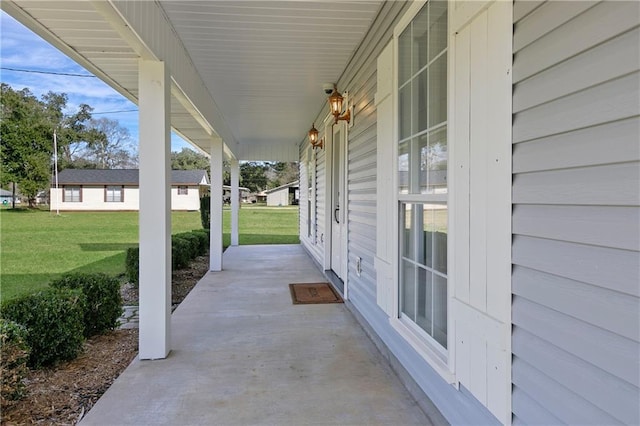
174 232 200 258
200 196 210 229
1 288 86 368
50 273 122 337
0 319 30 402
190 230 209 255
125 247 139 285
172 237 192 270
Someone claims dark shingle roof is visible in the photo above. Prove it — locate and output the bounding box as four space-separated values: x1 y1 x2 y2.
55 169 209 186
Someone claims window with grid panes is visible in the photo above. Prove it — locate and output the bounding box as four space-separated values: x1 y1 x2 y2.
397 0 448 351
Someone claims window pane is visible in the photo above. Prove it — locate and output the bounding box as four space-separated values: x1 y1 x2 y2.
425 203 447 274
416 267 432 333
398 26 412 86
419 127 447 195
400 203 415 261
413 5 429 73
433 274 447 348
428 54 447 128
428 0 448 63
401 259 416 319
399 83 412 140
398 141 410 194
415 69 429 134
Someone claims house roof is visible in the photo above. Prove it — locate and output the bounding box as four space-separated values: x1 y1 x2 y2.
0 188 13 197
264 181 300 194
55 169 210 186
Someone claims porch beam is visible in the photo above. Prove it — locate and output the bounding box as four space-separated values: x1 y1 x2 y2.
138 59 171 360
231 159 240 246
210 138 224 271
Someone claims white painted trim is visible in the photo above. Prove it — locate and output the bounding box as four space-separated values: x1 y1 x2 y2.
138 59 171 360
209 138 224 271
391 0 456 382
390 317 456 384
322 119 333 271
230 160 240 246
448 1 513 423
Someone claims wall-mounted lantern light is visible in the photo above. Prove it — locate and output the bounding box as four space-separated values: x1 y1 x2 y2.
328 84 350 124
308 123 323 149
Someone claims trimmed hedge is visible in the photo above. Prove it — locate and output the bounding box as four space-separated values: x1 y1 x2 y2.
125 229 209 282
1 288 86 368
125 247 139 285
50 273 122 337
0 319 30 402
190 230 209 255
174 232 201 257
172 237 192 270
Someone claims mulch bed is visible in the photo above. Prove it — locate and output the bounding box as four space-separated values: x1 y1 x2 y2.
1 253 210 425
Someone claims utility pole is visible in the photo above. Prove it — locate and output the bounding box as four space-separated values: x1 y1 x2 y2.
54 129 60 215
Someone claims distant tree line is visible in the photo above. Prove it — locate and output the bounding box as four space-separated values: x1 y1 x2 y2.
171 148 298 193
0 83 298 207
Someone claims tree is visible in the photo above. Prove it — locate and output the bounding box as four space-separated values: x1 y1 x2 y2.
171 148 210 173
81 117 137 169
267 162 299 188
240 162 269 193
1 84 97 206
0 85 55 206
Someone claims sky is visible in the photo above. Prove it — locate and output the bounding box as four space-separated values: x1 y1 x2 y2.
0 11 192 153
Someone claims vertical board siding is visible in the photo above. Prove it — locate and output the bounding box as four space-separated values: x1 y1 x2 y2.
512 1 640 424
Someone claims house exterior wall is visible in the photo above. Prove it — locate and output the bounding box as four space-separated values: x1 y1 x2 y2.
266 188 290 206
50 186 200 211
50 186 139 211
170 186 200 210
511 1 640 424
300 1 503 424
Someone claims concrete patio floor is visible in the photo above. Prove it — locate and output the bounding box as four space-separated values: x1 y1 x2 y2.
81 245 442 425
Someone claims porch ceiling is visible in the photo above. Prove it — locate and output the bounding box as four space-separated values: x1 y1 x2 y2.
1 1 383 161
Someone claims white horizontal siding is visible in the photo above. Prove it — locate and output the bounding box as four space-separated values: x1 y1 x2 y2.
511 1 640 424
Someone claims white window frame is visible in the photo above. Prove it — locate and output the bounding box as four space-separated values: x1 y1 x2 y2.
177 185 188 195
389 0 456 383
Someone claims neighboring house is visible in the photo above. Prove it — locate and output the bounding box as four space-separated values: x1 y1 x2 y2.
222 185 250 204
265 181 299 206
10 1 638 425
50 169 209 211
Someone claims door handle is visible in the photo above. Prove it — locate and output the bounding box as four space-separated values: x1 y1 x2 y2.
334 207 340 224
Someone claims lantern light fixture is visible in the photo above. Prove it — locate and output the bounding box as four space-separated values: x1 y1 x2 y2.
328 84 351 124
308 123 323 149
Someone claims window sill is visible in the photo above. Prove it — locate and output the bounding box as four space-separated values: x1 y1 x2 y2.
390 317 456 384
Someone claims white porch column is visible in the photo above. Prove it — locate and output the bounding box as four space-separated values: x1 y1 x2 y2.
210 138 224 271
231 159 240 246
138 59 171 360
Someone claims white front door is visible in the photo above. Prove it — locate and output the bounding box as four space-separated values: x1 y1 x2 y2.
330 123 346 280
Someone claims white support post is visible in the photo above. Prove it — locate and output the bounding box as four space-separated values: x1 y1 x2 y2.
138 59 171 360
210 138 224 271
231 159 240 246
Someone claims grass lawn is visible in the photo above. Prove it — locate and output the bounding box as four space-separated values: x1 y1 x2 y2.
1 206 299 301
